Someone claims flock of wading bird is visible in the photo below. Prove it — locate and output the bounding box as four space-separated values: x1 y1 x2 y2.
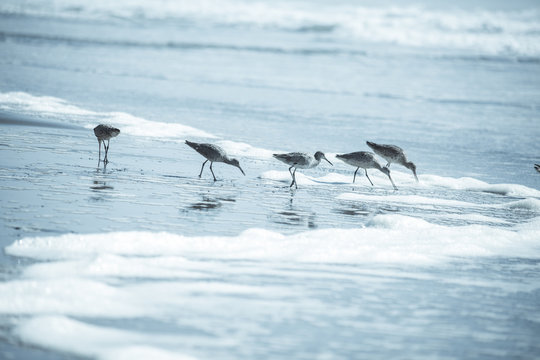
94 124 419 190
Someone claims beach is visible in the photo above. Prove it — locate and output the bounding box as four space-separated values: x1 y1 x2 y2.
1 0 540 359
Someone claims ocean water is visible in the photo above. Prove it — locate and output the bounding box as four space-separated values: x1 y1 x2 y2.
1 0 540 359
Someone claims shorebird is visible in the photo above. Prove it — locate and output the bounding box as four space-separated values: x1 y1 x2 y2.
366 141 418 182
335 151 397 190
94 124 120 163
535 164 540 173
273 151 332 189
185 140 245 181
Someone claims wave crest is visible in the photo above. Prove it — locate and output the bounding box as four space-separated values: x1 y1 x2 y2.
2 1 540 56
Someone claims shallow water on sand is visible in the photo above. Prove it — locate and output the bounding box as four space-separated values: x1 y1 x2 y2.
1 0 540 359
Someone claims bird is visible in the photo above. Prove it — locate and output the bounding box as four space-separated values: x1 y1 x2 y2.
273 151 332 189
185 140 245 181
94 124 120 163
335 151 397 190
535 164 540 173
366 141 418 182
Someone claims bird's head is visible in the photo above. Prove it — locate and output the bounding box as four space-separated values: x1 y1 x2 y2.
406 161 418 182
229 158 245 176
314 151 333 166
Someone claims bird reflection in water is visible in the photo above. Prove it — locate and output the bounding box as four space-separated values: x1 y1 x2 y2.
186 195 236 211
89 167 114 202
90 179 114 191
334 202 371 216
271 193 317 228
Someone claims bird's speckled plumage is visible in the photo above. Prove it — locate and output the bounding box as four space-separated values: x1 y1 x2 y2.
336 151 397 190
185 140 245 181
366 141 418 182
94 124 120 164
273 151 332 189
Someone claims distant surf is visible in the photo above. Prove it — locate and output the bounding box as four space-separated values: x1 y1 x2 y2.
2 0 539 57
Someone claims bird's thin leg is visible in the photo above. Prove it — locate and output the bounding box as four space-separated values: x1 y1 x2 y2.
199 160 208 178
353 167 359 183
365 169 374 186
104 140 110 163
97 140 102 163
292 168 298 189
209 162 217 181
289 166 296 187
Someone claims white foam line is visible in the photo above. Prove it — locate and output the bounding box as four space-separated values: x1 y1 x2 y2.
0 275 290 318
496 198 540 212
260 170 364 187
337 192 484 208
261 168 540 200
6 215 540 266
216 140 282 160
0 91 215 139
0 91 286 160
421 174 540 198
425 213 509 224
15 316 198 360
338 192 540 213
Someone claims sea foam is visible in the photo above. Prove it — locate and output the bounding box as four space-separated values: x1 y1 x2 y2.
6 215 540 266
217 140 281 160
0 91 288 159
15 316 197 360
420 174 540 197
0 91 215 139
500 198 540 211
337 193 482 208
3 215 540 325
3 216 540 359
262 169 540 200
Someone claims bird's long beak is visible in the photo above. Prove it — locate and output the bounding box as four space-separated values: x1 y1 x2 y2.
238 166 246 176
388 173 398 191
323 155 333 166
413 170 419 183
